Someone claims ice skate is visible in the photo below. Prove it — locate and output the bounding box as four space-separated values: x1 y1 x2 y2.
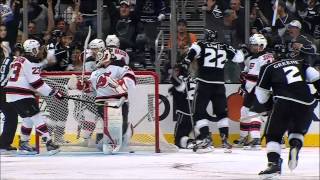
193 137 214 153
221 135 232 153
259 158 282 180
46 140 60 155
233 136 249 148
18 140 37 155
243 138 261 150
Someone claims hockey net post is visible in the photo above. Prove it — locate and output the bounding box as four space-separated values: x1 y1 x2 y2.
35 71 176 153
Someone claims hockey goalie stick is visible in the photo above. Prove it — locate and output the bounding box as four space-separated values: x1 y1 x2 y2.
81 26 91 83
62 95 126 108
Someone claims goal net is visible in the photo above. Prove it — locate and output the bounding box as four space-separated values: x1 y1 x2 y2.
36 71 177 153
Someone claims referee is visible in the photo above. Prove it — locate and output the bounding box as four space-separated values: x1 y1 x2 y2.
0 46 18 151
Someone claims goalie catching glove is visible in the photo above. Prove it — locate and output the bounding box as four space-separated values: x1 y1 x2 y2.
67 74 92 93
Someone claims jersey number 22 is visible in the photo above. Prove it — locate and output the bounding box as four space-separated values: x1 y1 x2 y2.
204 48 226 68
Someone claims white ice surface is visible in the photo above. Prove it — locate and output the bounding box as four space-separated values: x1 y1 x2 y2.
1 148 319 180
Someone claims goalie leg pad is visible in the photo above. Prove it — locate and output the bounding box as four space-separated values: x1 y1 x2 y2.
103 106 123 153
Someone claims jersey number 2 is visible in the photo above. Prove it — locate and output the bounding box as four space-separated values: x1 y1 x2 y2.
204 48 226 68
283 66 302 84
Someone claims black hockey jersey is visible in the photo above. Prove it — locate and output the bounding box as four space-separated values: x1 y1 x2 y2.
169 76 196 114
185 41 243 84
256 59 319 105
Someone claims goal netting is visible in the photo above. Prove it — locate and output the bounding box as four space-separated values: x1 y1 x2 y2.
36 71 177 153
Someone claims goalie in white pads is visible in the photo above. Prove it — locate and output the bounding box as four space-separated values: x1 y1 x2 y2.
73 45 136 154
4 39 63 155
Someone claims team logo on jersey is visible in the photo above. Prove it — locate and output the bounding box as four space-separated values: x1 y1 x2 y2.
96 72 111 89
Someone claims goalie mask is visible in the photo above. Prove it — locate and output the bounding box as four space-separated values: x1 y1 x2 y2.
89 39 106 61
96 49 112 67
106 35 120 48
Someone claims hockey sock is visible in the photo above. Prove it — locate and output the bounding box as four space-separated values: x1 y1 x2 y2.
219 127 229 139
239 122 249 138
250 118 262 139
36 123 51 142
20 117 33 141
266 141 281 163
288 133 303 148
195 119 210 139
31 113 52 142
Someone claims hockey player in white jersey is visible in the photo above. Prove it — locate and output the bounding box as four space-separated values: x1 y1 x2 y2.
4 39 63 155
73 46 136 154
84 35 129 72
105 35 129 65
234 34 274 150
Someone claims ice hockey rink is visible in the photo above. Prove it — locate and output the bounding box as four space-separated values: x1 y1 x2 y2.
1 148 319 180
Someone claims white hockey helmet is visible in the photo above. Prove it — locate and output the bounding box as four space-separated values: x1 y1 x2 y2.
249 33 267 50
89 39 106 50
105 35 120 47
23 39 41 56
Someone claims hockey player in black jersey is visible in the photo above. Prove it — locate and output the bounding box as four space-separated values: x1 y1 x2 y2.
183 29 244 152
169 63 196 149
256 49 320 179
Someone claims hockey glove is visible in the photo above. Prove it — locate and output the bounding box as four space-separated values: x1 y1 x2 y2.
76 79 91 93
239 71 247 84
49 89 65 100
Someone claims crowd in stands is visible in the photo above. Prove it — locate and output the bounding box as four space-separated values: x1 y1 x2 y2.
0 0 319 82
204 0 319 82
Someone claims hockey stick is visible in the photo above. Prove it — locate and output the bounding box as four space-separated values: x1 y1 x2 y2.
272 0 279 27
62 95 126 108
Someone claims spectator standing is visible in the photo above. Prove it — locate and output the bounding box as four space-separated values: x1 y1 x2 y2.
285 20 317 65
204 0 225 42
167 19 197 63
274 0 298 38
135 0 166 64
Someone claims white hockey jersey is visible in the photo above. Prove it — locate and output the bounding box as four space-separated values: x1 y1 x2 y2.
89 65 136 102
5 56 54 102
108 47 129 65
243 52 274 93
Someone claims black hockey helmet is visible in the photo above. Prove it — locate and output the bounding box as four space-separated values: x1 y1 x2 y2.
204 29 218 42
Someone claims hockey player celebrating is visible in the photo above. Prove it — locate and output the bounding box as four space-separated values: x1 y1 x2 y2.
85 35 129 72
4 39 63 155
183 29 244 152
234 34 274 150
73 45 136 154
105 35 129 65
256 46 320 179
